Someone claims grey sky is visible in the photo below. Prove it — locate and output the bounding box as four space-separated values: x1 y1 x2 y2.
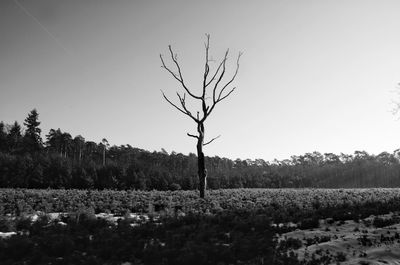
1 0 400 161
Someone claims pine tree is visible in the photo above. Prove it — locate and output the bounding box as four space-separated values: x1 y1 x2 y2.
8 121 22 153
23 109 43 152
0 122 7 151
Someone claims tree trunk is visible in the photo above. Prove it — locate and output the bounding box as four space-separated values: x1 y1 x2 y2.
103 147 106 167
197 123 207 198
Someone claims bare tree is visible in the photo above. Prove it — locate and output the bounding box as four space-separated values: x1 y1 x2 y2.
160 35 242 198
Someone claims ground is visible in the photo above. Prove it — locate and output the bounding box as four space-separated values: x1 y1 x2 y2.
280 212 400 264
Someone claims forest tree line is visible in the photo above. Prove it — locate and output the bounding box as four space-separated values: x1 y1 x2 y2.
1 109 400 190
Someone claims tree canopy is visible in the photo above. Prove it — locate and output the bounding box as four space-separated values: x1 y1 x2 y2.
1 109 400 190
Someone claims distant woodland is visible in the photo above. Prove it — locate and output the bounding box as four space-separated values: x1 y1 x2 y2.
1 109 400 190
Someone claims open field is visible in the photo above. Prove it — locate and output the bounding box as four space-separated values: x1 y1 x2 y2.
2 188 400 216
2 188 400 264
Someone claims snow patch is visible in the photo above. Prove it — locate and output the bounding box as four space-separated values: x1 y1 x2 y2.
0 232 16 238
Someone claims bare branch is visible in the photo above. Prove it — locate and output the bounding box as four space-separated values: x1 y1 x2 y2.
203 135 221 146
199 50 229 123
161 90 186 114
203 34 210 97
217 51 242 101
161 90 198 122
187 133 199 139
205 55 226 88
212 50 229 103
160 54 182 83
218 87 236 102
202 99 207 116
167 45 202 100
176 92 189 114
205 51 242 118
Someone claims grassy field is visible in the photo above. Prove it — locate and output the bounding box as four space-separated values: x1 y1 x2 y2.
1 188 400 264
2 188 400 215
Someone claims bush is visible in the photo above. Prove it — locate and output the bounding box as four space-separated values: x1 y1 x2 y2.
279 237 303 250
373 216 398 228
0 217 15 232
169 183 182 191
299 217 319 230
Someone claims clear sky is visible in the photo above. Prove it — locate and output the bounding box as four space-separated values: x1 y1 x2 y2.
1 0 400 161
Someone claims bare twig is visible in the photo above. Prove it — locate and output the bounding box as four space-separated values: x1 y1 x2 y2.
160 54 181 83
206 51 242 118
167 46 202 100
187 133 199 139
218 87 236 102
203 34 210 97
176 92 193 117
203 135 221 146
161 90 198 122
205 55 226 88
217 51 243 102
212 50 229 103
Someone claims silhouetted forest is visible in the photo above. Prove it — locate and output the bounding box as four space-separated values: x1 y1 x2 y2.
1 109 400 190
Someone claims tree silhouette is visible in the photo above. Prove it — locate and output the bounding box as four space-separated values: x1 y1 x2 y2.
23 109 42 152
0 122 6 151
160 35 242 198
101 138 109 166
73 135 85 164
46 128 63 155
8 121 22 153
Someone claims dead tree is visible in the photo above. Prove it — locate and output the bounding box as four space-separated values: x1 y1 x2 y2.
160 35 242 198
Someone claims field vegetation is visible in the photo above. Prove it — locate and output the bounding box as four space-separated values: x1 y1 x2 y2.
1 188 400 264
